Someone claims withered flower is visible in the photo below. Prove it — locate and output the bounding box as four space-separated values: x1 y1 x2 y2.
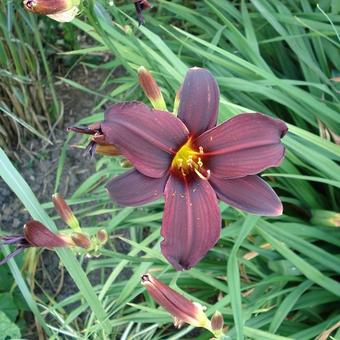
141 273 209 328
67 123 120 158
0 221 74 265
133 0 151 25
23 0 80 22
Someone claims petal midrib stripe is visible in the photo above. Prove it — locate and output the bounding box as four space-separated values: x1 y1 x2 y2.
203 140 282 157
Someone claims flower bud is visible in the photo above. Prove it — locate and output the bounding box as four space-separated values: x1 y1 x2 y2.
24 220 74 248
138 66 167 111
211 311 224 331
173 86 181 116
141 273 209 328
52 194 81 232
310 209 340 227
96 229 108 244
123 25 133 36
23 0 79 15
71 233 91 249
0 221 74 265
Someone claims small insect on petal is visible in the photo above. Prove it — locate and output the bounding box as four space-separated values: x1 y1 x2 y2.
141 273 210 328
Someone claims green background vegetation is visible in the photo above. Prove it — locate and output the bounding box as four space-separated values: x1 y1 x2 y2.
0 0 339 339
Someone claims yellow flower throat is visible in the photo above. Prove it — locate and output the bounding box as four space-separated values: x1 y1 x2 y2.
171 141 210 180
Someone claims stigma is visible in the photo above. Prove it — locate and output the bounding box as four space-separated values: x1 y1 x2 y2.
171 141 210 180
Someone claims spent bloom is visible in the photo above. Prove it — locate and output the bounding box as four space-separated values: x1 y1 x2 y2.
0 220 75 265
70 67 287 270
133 0 151 25
23 0 80 22
141 273 225 338
141 273 209 328
0 194 108 264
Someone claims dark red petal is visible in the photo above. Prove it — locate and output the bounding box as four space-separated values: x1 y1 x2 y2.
161 175 221 270
195 113 288 178
102 102 189 178
210 175 283 216
106 169 168 206
178 67 220 136
24 221 73 248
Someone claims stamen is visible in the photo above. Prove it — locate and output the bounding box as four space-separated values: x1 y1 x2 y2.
171 142 209 179
194 168 211 181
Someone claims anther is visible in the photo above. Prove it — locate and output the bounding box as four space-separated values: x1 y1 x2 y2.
199 146 204 154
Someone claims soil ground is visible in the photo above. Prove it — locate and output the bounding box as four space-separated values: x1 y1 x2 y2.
0 66 109 338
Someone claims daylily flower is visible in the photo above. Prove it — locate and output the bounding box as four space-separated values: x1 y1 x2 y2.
70 67 287 270
141 273 210 329
0 220 75 265
23 0 80 22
